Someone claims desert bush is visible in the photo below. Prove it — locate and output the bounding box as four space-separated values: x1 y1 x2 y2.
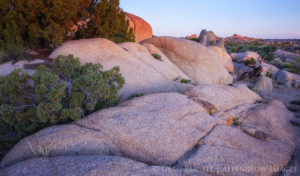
152 53 162 61
282 57 300 74
244 58 257 66
283 63 300 74
266 72 273 79
225 42 277 61
0 55 125 157
257 45 277 61
232 117 242 126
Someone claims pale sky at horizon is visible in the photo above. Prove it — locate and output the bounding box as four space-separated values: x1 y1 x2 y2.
120 0 300 39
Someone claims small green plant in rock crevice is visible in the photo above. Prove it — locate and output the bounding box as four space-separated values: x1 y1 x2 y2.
226 116 242 126
244 58 257 66
266 72 273 79
152 53 162 61
232 117 242 126
251 88 260 93
256 99 267 104
0 55 125 158
181 79 192 84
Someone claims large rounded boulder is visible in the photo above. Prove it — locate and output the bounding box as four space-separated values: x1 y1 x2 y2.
49 38 192 101
231 51 262 63
125 12 153 42
141 37 233 84
0 88 295 176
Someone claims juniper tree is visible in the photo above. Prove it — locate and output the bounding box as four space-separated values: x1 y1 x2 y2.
1 0 135 52
0 0 91 49
75 0 135 43
0 55 125 156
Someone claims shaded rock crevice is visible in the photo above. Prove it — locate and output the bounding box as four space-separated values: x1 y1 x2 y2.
172 124 220 166
72 122 103 133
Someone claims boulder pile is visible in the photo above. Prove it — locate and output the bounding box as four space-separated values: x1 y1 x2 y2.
49 36 233 100
1 30 299 176
0 86 296 176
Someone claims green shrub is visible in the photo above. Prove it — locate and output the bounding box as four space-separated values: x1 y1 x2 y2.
225 42 277 61
152 53 162 61
0 55 124 157
244 58 257 66
233 117 242 126
257 45 277 61
283 58 300 74
181 79 192 84
283 63 299 74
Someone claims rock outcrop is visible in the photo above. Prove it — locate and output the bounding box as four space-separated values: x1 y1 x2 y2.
141 37 233 84
209 46 234 73
184 84 261 112
191 30 233 73
1 86 295 176
275 49 300 60
277 70 300 88
231 51 262 63
2 154 211 176
261 61 280 76
186 34 198 39
0 93 222 168
253 76 273 92
198 29 226 49
2 29 299 175
225 34 260 43
49 38 192 101
125 12 153 42
49 37 234 101
233 62 252 79
198 29 219 46
0 60 46 76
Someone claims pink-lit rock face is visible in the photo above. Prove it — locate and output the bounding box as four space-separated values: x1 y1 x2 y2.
225 34 260 43
125 12 153 42
186 34 198 39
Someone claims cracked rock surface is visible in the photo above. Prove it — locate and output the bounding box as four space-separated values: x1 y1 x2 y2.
0 85 296 176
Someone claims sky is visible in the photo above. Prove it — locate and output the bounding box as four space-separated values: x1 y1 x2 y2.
120 0 300 39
